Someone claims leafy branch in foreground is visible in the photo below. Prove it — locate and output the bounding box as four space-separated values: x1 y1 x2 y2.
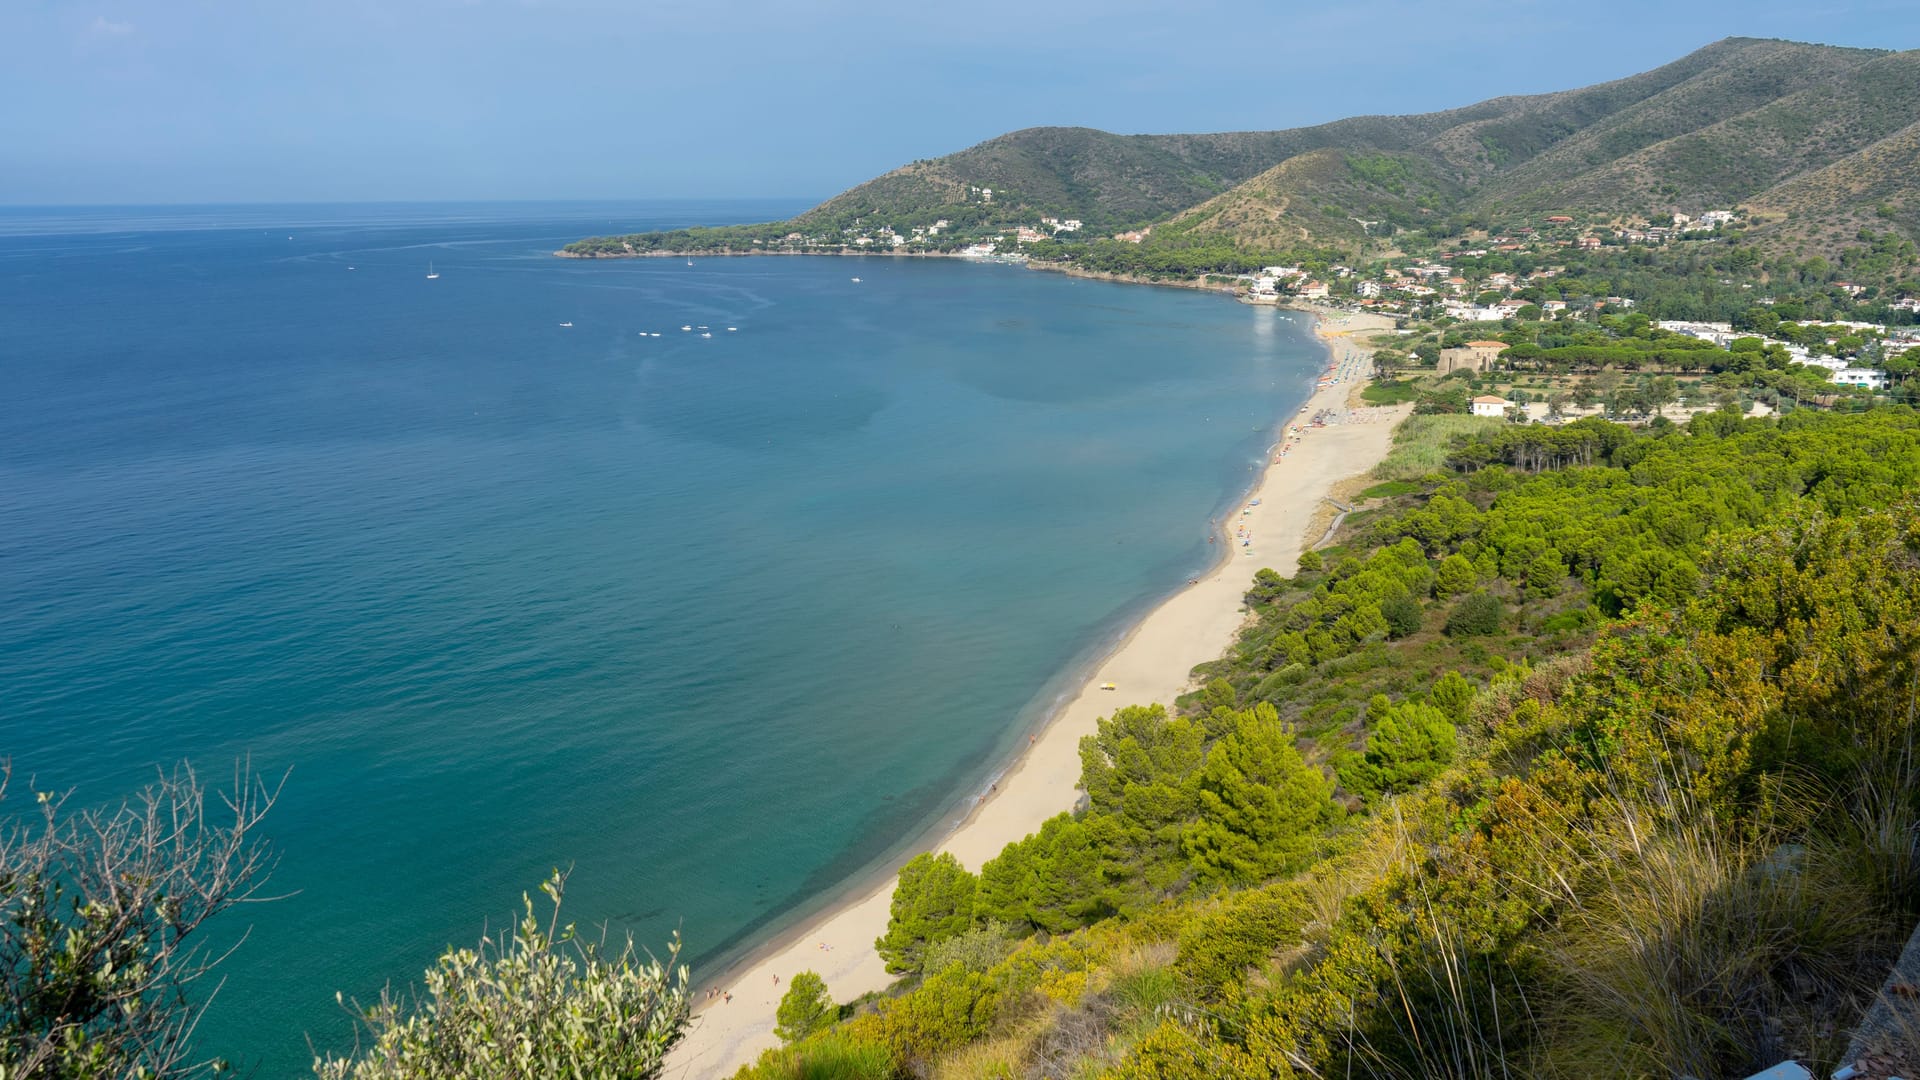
0 760 283 1080
314 871 690 1080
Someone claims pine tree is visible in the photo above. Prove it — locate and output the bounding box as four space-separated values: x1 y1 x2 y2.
1435 553 1477 597
773 971 835 1044
1184 703 1338 884
1430 670 1475 723
875 852 977 974
1337 698 1459 799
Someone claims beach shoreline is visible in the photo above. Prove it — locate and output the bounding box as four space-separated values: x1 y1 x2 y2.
665 307 1408 1080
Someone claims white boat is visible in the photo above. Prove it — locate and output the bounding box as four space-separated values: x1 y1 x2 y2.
850 277 861 283
426 261 439 280
681 325 692 331
726 327 737 332
700 332 712 338
559 322 573 328
651 332 662 337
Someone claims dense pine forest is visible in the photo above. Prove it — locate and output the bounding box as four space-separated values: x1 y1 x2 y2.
743 408 1920 1080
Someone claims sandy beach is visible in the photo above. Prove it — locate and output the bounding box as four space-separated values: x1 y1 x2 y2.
667 308 1407 1080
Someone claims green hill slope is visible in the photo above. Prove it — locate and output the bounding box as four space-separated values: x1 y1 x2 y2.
1746 118 1920 247
1163 38 1908 247
787 120 1453 235
1480 42 1908 215
565 37 1920 259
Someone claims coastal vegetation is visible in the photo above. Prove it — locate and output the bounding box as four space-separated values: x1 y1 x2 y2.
0 764 688 1079
0 763 279 1079
733 406 1920 1080
17 401 1918 1079
314 873 689 1079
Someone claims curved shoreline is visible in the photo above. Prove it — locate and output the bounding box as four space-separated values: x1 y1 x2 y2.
664 307 1406 1080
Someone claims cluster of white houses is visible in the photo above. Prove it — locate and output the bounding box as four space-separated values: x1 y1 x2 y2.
1654 320 1910 391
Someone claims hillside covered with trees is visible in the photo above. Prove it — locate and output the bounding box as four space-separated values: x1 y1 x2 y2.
736 408 1920 1080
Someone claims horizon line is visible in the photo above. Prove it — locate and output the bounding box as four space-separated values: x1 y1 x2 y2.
0 196 819 211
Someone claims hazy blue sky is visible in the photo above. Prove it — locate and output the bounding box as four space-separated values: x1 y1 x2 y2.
3 1 1917 205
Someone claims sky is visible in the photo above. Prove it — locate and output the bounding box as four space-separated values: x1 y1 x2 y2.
3 0 1917 205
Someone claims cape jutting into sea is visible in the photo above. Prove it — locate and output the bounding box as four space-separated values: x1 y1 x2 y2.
0 200 1324 1073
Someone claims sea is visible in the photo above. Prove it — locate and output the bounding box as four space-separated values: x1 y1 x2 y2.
0 200 1325 1074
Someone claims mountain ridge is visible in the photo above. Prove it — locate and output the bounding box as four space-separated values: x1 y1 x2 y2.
566 37 1917 259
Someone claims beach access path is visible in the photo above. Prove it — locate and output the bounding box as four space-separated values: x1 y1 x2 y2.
667 309 1408 1080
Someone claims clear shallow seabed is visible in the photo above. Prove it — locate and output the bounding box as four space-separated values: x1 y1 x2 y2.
0 201 1324 1073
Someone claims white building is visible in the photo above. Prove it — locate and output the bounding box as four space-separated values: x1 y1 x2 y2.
1471 395 1511 418
1443 301 1506 322
1794 353 1851 373
1657 320 1737 347
1832 368 1890 391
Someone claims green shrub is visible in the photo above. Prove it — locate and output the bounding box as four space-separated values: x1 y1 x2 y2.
734 1031 896 1080
314 874 689 1080
1430 670 1474 723
1444 591 1503 637
860 966 998 1066
1359 479 1424 499
1174 882 1312 995
775 971 837 1045
1381 591 1423 639
921 922 1015 977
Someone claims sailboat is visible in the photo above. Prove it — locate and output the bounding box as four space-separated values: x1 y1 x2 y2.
426 261 439 280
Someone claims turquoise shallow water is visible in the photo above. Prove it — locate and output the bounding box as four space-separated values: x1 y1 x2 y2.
0 201 1323 1073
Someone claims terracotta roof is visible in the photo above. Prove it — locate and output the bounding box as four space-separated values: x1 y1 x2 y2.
1472 395 1509 404
1466 340 1509 348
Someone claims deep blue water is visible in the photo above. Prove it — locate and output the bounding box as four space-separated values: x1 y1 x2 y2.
0 201 1322 1073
